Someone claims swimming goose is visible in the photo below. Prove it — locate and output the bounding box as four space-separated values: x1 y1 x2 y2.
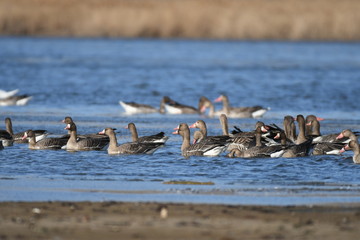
340 140 360 164
226 126 285 158
0 95 33 106
22 130 67 150
119 101 159 114
5 117 48 143
198 96 224 117
336 129 358 143
126 122 169 143
305 117 347 144
189 119 231 144
64 122 108 151
160 96 199 114
173 123 228 157
99 128 164 155
281 115 312 158
305 115 324 136
0 129 13 146
283 115 297 143
0 89 19 99
214 94 269 118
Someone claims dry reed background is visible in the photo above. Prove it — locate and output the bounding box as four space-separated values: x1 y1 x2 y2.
1 0 360 40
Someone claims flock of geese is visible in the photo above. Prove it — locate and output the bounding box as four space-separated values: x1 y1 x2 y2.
0 90 359 163
0 112 359 164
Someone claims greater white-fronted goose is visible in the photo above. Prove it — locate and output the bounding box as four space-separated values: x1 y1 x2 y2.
119 101 159 114
126 122 169 143
305 115 324 136
0 95 32 106
226 126 285 158
0 89 19 99
336 129 358 143
340 140 360 164
22 130 68 150
99 128 164 155
5 117 48 143
312 142 345 155
160 96 199 114
189 119 231 144
0 129 13 147
64 122 109 151
281 115 312 158
173 123 228 157
214 94 269 118
198 96 224 117
283 115 297 143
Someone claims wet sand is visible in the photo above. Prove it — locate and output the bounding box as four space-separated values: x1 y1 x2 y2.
1 201 359 239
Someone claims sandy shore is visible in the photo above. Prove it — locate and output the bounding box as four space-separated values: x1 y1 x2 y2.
0 201 359 240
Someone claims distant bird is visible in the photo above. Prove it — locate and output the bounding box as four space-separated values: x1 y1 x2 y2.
0 95 32 106
22 130 67 150
0 89 19 99
160 96 199 114
125 122 169 143
119 101 159 114
5 117 48 143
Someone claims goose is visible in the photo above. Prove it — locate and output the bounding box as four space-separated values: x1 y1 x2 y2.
5 117 48 143
125 122 169 143
336 129 359 143
119 101 159 114
0 95 32 106
0 89 19 99
281 115 312 158
22 130 67 150
62 116 110 143
189 119 231 144
213 94 269 118
306 117 349 144
198 96 224 118
0 129 13 147
226 126 285 158
160 96 199 114
340 140 360 164
172 123 228 157
305 115 324 136
64 122 108 151
99 128 164 155
283 115 297 143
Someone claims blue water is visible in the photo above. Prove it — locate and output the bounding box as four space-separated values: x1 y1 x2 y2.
1 37 360 205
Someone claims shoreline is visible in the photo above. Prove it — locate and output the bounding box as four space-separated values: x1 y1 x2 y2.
1 0 360 41
1 201 359 239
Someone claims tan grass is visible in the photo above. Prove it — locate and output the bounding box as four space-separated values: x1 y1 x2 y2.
0 0 360 40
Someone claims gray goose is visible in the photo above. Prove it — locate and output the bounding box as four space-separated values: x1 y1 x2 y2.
0 129 13 147
214 94 269 118
0 95 32 106
64 122 108 151
226 126 285 158
281 115 312 158
159 96 199 114
340 140 360 164
198 96 224 118
99 128 164 155
22 130 67 150
126 123 169 143
283 115 297 143
173 123 228 157
119 101 159 114
5 117 48 143
189 119 231 144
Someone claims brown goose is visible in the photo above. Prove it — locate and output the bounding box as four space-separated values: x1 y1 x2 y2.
22 130 67 150
126 122 169 143
340 140 360 164
5 117 48 143
198 96 224 118
160 96 199 114
189 119 231 144
336 129 358 143
281 115 312 158
173 123 228 157
226 126 285 158
64 122 108 151
305 115 324 136
99 128 164 155
0 129 13 147
214 94 269 118
119 101 159 114
283 115 296 143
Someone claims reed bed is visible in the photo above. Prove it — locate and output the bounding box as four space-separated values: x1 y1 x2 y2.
1 0 360 40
